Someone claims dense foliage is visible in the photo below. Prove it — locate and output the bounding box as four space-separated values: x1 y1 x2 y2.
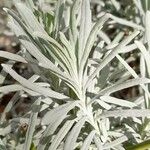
1 0 150 149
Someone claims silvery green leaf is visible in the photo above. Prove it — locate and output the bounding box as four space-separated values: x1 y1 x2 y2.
100 96 137 108
110 14 144 30
14 2 45 33
8 19 73 84
42 101 78 125
6 4 80 95
59 32 77 73
81 130 96 150
110 0 120 10
48 120 74 150
98 30 111 44
103 136 128 149
145 11 150 48
25 0 35 11
135 40 150 76
79 13 110 79
70 0 80 44
23 98 41 150
133 0 145 16
78 0 92 62
95 77 150 97
0 51 27 63
64 117 86 150
7 9 76 88
99 109 150 118
2 64 68 99
119 43 138 53
116 54 150 98
93 99 111 110
33 31 78 80
0 84 23 93
37 114 68 150
33 32 75 74
93 135 103 149
85 30 140 90
0 139 6 150
53 0 65 38
111 31 124 44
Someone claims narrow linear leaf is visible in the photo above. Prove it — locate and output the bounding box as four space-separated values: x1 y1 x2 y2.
94 78 150 100
0 51 27 63
116 54 150 100
85 30 139 90
92 99 111 110
53 0 65 38
48 120 75 150
145 11 150 48
0 84 24 93
99 109 150 118
25 0 35 11
42 101 78 125
110 14 144 30
70 0 80 43
15 2 45 33
81 130 96 150
7 9 76 88
93 135 103 150
23 99 41 150
37 114 68 150
2 64 68 99
78 0 92 62
100 96 137 108
103 136 128 149
64 117 86 150
79 13 110 79
135 40 150 76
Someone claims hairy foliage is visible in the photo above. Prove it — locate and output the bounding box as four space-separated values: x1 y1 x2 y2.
1 0 150 150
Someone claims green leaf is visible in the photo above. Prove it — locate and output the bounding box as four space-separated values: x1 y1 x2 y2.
126 139 150 150
30 142 37 150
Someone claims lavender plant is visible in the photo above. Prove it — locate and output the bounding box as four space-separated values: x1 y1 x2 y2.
1 0 150 149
